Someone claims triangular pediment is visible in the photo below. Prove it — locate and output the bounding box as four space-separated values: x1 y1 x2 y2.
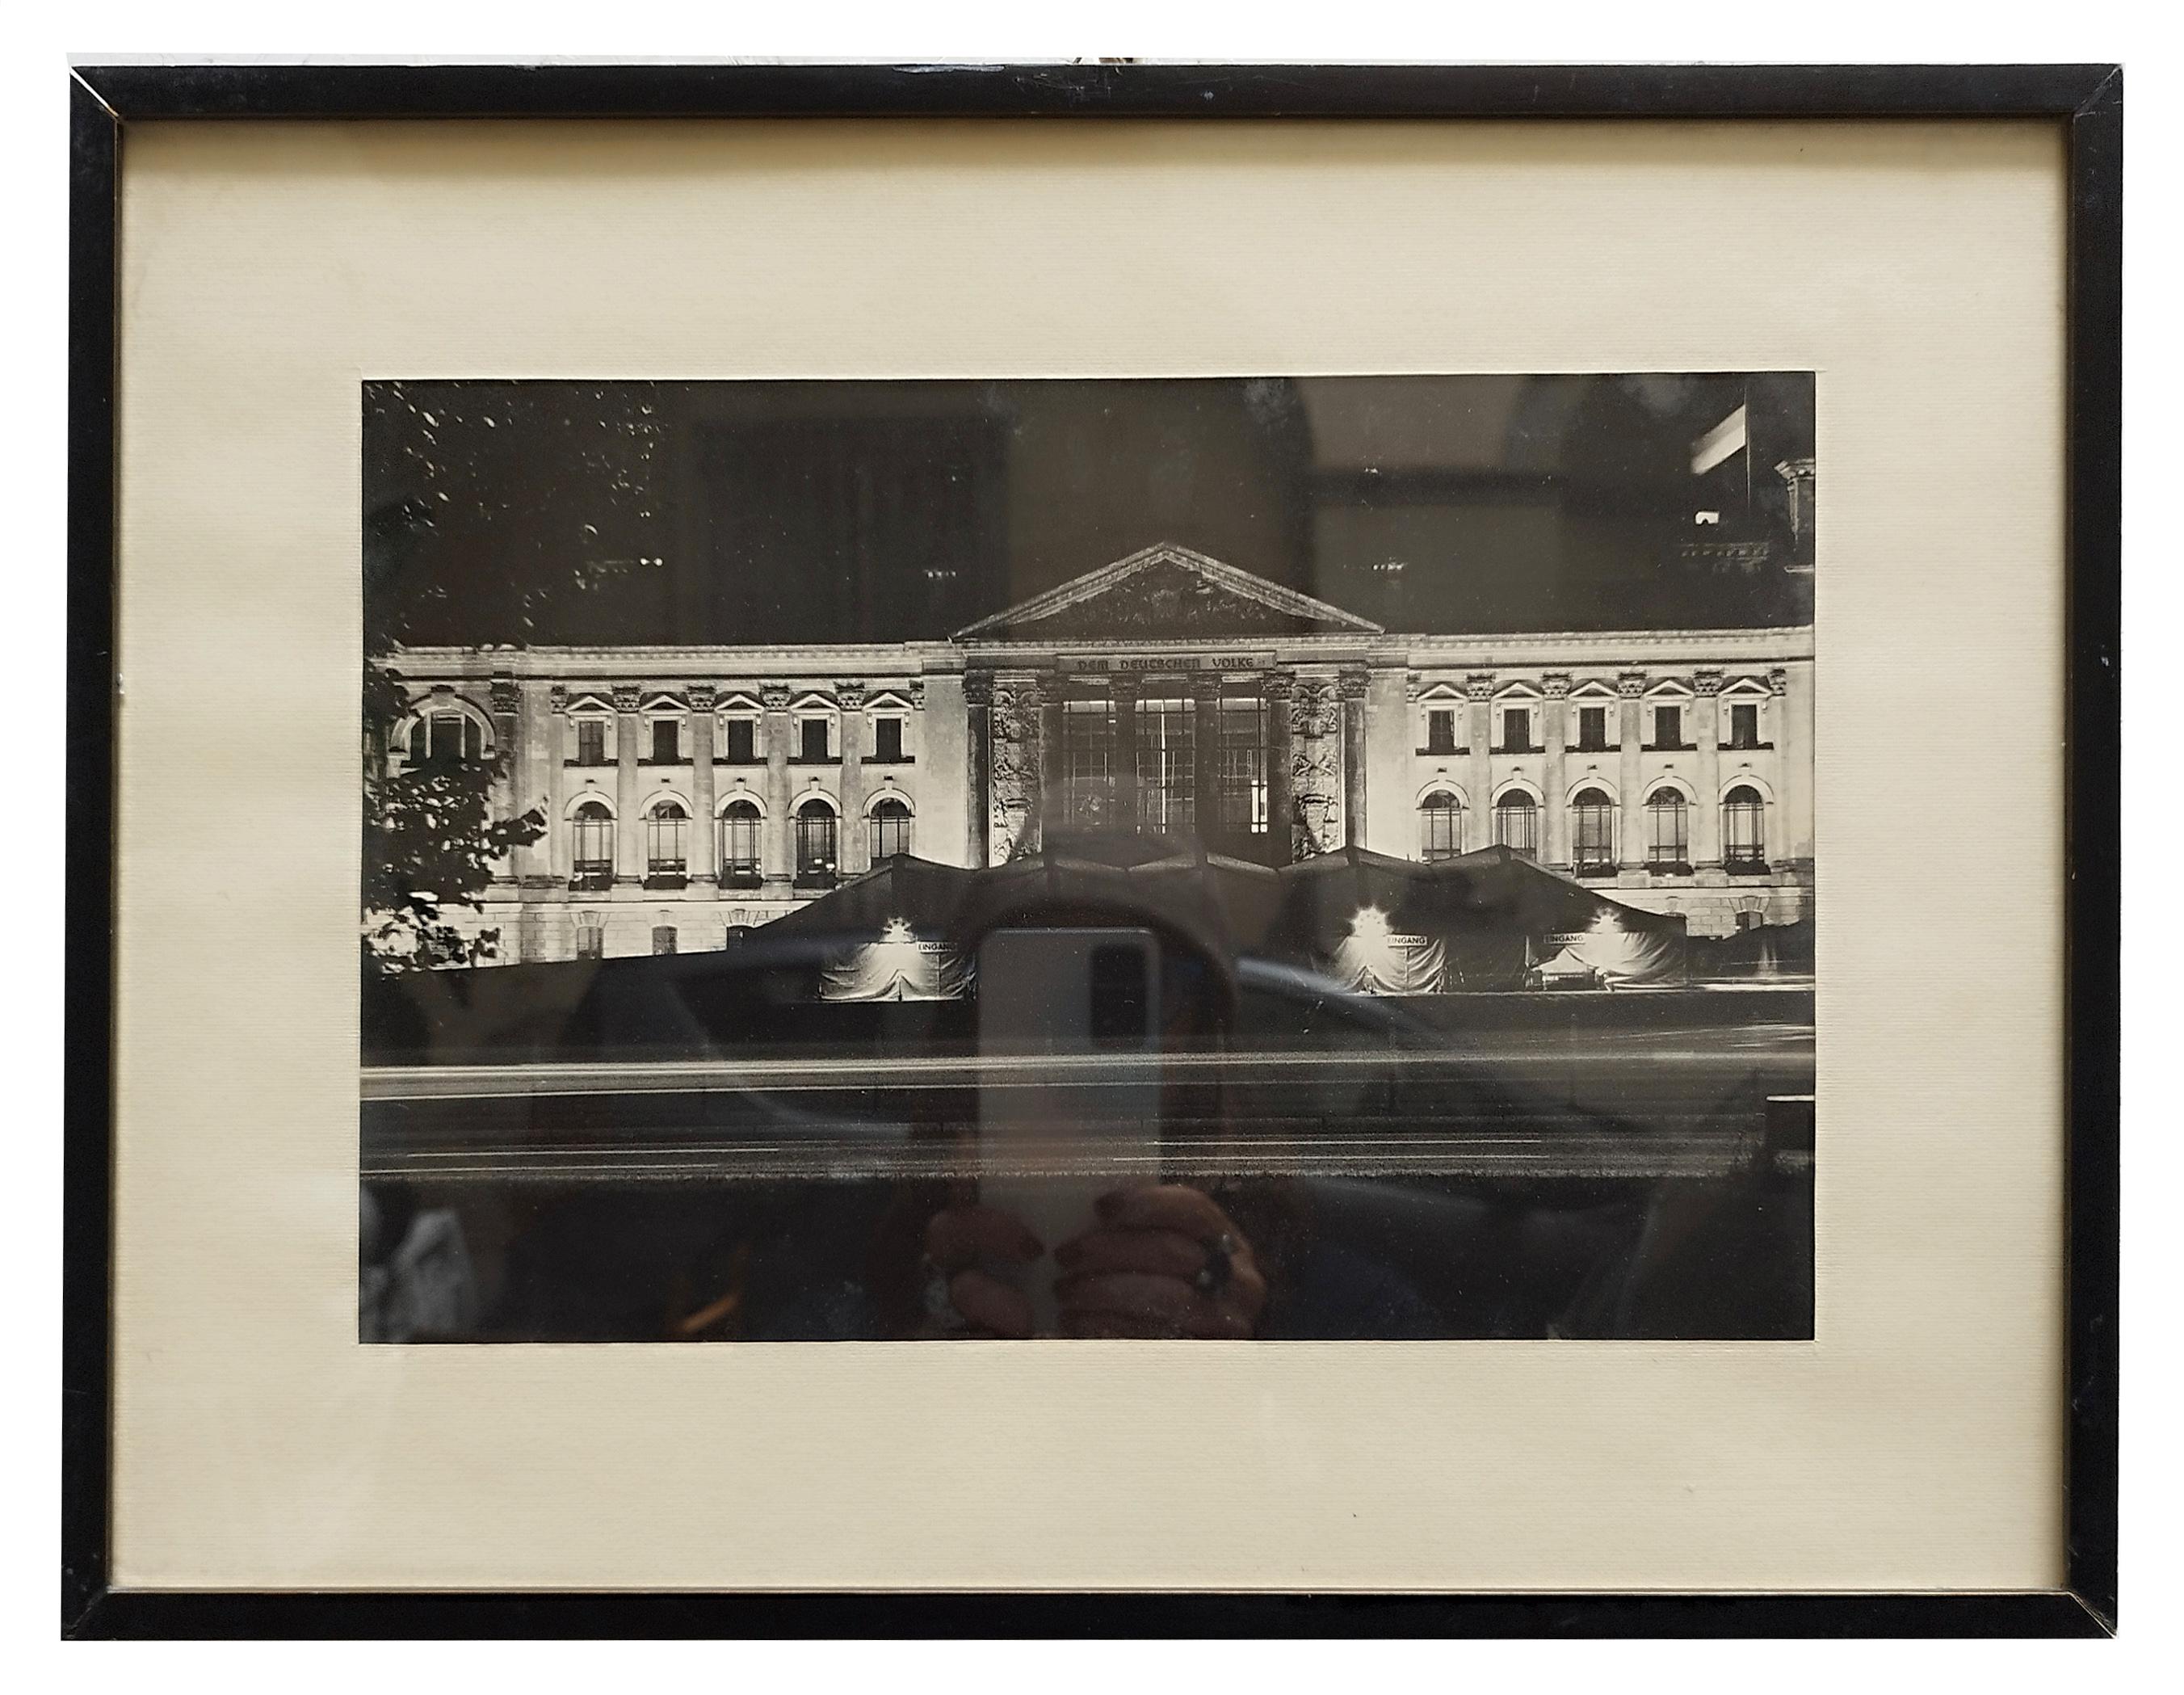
953 544 1383 642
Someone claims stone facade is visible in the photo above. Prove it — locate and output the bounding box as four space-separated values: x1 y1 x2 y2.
380 543 1815 961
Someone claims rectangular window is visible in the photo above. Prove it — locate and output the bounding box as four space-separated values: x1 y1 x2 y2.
795 809 838 881
1136 697 1195 833
1576 704 1611 752
1062 698 1115 829
1499 708 1532 753
651 925 678 956
1217 696 1268 835
1653 704 1683 748
799 717 830 761
1727 701 1762 748
1495 801 1539 860
1648 798 1690 867
869 805 913 860
423 713 481 763
646 811 687 878
872 717 905 762
720 807 762 880
575 719 607 766
650 719 678 763
1420 797 1462 860
1572 800 1615 871
723 718 756 763
1425 708 1457 755
571 812 614 880
574 921 604 961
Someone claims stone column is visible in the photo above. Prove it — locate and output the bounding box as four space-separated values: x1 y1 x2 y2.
1776 457 1817 569
1542 673 1571 869
1465 673 1494 852
688 683 717 888
1193 675 1225 844
1365 666 1410 856
1263 674 1293 863
547 686 571 880
1617 671 1647 869
1041 675 1068 839
1777 665 1815 865
1108 675 1140 836
613 684 644 884
964 673 992 867
838 681 868 876
1339 670 1369 849
1693 669 1724 868
517 681 556 888
988 672 1044 861
761 682 793 891
488 675 521 888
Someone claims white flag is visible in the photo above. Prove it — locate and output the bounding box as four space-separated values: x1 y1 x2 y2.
1690 403 1748 475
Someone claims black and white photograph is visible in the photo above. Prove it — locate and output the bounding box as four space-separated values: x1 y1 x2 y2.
359 373 1817 1344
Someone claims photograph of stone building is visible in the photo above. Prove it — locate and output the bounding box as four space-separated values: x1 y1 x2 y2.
360 373 1816 1344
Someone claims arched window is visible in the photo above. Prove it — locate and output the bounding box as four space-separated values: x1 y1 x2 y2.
645 799 688 882
1419 790 1463 861
571 800 614 886
1571 787 1615 873
1646 787 1690 870
794 798 838 885
720 799 762 885
1495 792 1539 860
869 797 913 861
1724 784 1766 869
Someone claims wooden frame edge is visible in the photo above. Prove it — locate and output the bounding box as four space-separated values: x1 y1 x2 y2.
61 60 2123 1642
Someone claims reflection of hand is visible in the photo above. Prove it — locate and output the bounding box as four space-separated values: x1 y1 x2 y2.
1055 1184 1266 1339
922 1204 1044 1338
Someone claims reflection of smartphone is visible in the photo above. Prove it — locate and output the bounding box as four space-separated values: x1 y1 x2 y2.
976 928 1163 1335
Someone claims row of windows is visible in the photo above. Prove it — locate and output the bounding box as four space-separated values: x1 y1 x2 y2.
1419 784 1768 872
567 796 912 887
565 715 909 768
1420 700 1772 757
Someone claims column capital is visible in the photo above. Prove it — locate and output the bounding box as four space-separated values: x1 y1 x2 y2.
1191 673 1228 705
611 684 643 713
1616 671 1648 697
1694 668 1724 697
964 671 993 708
1262 671 1296 702
489 675 521 717
838 679 867 711
1464 671 1495 702
1767 667 1789 696
548 684 569 712
1338 669 1370 704
759 682 792 713
1542 671 1572 700
687 682 717 712
907 679 926 711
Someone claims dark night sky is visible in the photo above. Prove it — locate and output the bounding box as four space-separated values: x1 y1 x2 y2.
363 374 1815 649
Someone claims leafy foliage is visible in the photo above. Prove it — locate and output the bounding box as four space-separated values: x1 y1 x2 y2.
362 465 546 970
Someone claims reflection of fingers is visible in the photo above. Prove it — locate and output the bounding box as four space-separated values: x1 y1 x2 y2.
1054 1226 1206 1279
1056 1272 1254 1338
926 1205 1044 1270
950 1270 1035 1338
1096 1183 1238 1243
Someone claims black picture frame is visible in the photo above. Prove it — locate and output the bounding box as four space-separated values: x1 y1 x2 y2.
63 61 2122 1641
